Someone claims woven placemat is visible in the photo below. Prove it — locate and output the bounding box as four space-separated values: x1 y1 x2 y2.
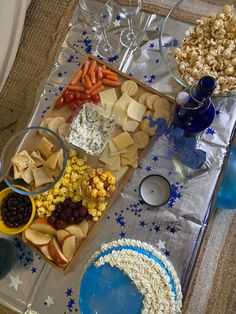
0 0 77 154
118 0 227 22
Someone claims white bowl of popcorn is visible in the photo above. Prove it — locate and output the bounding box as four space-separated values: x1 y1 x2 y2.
159 1 236 96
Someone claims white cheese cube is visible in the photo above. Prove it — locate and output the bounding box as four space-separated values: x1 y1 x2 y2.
127 100 146 122
99 88 118 107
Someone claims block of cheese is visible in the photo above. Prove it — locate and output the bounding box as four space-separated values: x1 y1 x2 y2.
121 144 138 160
114 93 133 111
112 106 127 127
99 88 117 108
112 132 134 150
127 100 146 122
108 155 121 171
108 140 127 156
99 145 119 166
113 165 128 181
105 102 115 114
121 155 138 168
123 119 139 132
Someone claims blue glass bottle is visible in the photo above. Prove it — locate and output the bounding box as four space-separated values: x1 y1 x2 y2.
174 76 216 134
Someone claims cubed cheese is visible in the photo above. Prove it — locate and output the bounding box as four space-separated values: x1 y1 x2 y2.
121 144 138 160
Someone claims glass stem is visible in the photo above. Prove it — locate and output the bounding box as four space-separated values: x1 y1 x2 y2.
101 27 112 53
127 15 135 37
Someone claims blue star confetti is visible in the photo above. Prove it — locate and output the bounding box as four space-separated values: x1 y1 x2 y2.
145 165 152 172
149 42 155 49
206 128 216 135
65 288 73 297
152 155 159 162
216 110 221 116
119 231 126 238
13 237 34 267
163 38 179 48
140 220 146 227
31 266 37 273
115 15 121 20
164 249 171 256
145 74 157 84
107 55 119 63
168 183 183 208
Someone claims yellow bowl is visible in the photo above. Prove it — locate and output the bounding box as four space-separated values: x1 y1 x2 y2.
0 186 36 235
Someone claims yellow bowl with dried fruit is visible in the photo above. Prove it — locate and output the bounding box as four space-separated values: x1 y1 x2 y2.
0 186 36 234
1 127 68 196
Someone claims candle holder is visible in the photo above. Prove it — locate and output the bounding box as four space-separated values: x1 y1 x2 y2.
139 174 171 208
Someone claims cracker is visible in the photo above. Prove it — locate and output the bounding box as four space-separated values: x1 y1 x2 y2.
21 167 34 184
121 80 138 97
153 97 171 111
38 137 54 158
58 123 70 140
30 151 44 167
11 150 35 172
133 131 150 149
32 167 54 187
146 94 161 110
48 117 66 134
44 149 62 170
153 110 171 123
138 92 152 105
140 119 157 136
13 165 23 179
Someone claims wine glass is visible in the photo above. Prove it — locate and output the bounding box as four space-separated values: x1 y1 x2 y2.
79 0 120 57
117 0 143 49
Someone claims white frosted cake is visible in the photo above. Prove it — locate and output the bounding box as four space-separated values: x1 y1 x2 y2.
88 239 183 314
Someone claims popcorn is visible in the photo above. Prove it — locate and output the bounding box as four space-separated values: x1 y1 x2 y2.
173 5 236 93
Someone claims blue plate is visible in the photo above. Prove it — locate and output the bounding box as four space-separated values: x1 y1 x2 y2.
79 245 177 314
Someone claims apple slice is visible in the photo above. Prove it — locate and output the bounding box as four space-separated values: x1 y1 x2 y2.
40 245 53 261
62 235 76 261
65 225 85 240
30 218 56 235
48 237 68 266
56 229 70 245
79 220 89 237
24 228 52 247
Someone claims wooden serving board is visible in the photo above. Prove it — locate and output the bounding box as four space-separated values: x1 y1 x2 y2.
24 55 175 274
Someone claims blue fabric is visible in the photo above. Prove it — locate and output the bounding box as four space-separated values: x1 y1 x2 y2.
216 146 236 209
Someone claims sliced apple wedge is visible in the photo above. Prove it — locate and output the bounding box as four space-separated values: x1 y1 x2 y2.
48 237 68 266
56 229 70 245
24 228 52 247
79 220 89 237
65 225 85 240
40 245 53 261
30 217 56 235
62 235 76 261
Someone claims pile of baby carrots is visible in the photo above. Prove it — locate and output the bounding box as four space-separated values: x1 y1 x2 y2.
54 59 121 111
70 59 121 95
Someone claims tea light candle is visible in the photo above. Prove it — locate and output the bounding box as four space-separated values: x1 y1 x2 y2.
139 175 171 207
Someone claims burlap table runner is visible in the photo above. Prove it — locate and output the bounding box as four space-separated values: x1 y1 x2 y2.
118 0 227 22
0 0 77 154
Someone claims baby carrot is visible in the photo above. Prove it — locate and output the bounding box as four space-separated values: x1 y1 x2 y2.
82 60 90 78
91 85 105 95
101 68 118 76
70 69 82 85
90 71 96 85
102 79 121 87
85 81 102 94
68 85 85 91
106 74 119 81
89 60 97 74
82 77 87 87
85 74 92 89
97 67 103 79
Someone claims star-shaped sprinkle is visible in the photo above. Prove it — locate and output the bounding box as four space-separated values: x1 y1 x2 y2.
65 288 73 297
44 296 54 306
115 15 121 21
164 249 171 256
156 239 165 250
152 155 158 162
9 275 23 291
119 231 126 238
31 266 37 273
169 227 176 234
206 128 216 135
82 31 87 35
57 71 63 77
140 220 145 227
149 42 155 49
145 165 152 172
113 20 121 27
154 225 160 233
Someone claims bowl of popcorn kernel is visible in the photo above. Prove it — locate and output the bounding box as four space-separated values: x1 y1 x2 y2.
159 1 236 96
1 127 68 196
